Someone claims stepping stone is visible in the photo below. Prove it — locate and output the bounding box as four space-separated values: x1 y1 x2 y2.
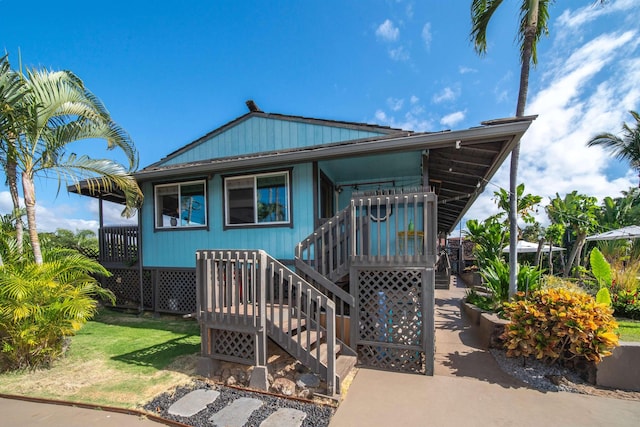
209 397 263 427
168 389 220 417
260 408 307 427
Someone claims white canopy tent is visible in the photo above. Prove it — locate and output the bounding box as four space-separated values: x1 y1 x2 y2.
502 240 566 254
585 225 640 241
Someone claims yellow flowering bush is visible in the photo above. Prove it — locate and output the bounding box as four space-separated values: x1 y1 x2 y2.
501 288 619 364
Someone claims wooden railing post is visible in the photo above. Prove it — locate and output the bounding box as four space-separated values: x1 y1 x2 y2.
325 299 336 395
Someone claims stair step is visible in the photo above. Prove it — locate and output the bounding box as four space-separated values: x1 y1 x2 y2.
317 342 342 365
335 355 357 393
296 330 322 349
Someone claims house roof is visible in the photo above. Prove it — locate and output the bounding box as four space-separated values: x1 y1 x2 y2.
69 108 536 234
146 111 407 169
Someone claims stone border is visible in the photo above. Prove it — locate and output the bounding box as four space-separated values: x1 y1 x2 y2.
460 300 640 392
460 301 508 349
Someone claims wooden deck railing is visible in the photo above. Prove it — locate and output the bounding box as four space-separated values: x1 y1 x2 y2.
297 189 437 272
99 226 138 264
350 189 438 266
196 249 339 394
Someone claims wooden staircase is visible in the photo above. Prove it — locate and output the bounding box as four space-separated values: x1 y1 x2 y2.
195 250 356 397
263 303 357 395
195 190 439 395
435 251 451 289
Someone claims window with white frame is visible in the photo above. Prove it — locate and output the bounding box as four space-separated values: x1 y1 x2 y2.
155 180 207 228
225 171 291 226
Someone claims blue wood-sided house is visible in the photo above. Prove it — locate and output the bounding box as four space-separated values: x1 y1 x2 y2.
73 102 533 396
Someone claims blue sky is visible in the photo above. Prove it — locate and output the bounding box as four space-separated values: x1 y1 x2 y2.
1 0 639 233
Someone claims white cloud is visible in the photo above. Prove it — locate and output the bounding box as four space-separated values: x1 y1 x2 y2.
389 46 410 61
464 12 640 226
432 86 459 104
459 66 477 74
440 111 466 128
373 107 433 132
376 19 399 42
494 71 513 104
387 97 404 111
0 191 136 234
0 192 15 215
421 23 432 49
556 0 635 34
410 95 420 104
405 3 414 19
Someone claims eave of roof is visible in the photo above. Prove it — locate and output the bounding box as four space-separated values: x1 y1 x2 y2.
134 117 534 182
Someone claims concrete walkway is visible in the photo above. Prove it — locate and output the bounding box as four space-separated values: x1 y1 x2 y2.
0 397 162 427
2 278 640 426
329 278 640 427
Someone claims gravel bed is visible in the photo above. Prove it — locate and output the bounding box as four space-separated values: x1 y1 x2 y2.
143 380 335 427
489 348 587 393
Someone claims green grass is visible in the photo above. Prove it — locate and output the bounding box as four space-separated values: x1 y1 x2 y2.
0 308 201 408
617 319 640 342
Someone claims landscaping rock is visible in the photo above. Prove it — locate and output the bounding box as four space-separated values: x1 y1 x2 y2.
296 373 321 389
272 377 297 396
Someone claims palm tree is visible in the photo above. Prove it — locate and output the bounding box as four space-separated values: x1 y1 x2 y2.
0 54 27 256
13 67 142 264
471 0 552 298
587 110 640 186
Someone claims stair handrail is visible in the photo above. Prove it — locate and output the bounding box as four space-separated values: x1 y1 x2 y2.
295 206 352 284
196 249 338 395
262 252 337 394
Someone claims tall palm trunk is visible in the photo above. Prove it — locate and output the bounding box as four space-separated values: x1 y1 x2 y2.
7 157 24 254
508 4 538 299
22 171 42 265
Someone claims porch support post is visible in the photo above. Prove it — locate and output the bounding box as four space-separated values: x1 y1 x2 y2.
137 209 144 313
98 196 104 262
421 150 429 188
423 267 435 375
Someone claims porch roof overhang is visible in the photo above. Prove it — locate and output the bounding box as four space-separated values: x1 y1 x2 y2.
68 115 535 234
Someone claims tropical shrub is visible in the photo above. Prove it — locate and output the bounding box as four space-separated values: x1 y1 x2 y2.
501 288 619 365
0 248 114 371
612 289 640 320
589 247 613 305
611 261 640 292
480 257 542 306
464 287 497 312
480 257 510 303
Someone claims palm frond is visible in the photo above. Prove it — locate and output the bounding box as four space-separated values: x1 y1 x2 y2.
470 0 504 55
518 0 552 66
41 118 138 171
49 154 143 217
587 111 640 172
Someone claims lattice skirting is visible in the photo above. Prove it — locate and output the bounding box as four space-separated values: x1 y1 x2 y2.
155 269 197 313
353 266 432 374
100 267 197 314
358 344 425 374
202 327 257 366
100 268 153 309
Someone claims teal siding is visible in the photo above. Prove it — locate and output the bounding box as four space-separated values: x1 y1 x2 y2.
141 164 315 268
159 117 387 167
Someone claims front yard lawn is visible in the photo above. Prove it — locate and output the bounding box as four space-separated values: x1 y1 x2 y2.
618 318 640 342
0 308 201 408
